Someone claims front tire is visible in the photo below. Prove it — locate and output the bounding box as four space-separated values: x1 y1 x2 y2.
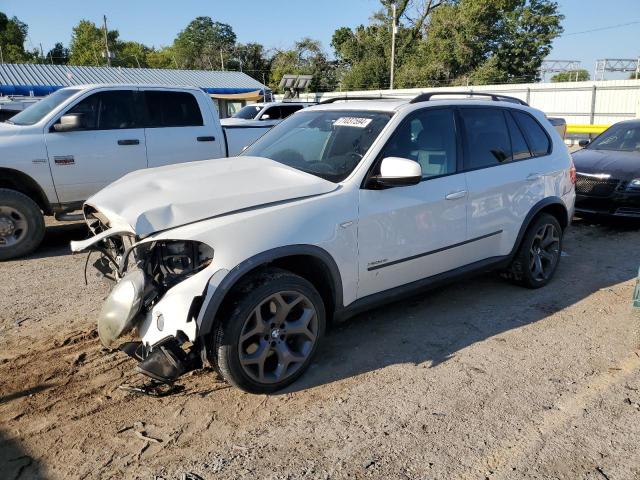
210 268 326 394
0 189 45 261
505 213 563 289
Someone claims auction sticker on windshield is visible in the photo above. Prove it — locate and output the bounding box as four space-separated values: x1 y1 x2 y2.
334 117 373 128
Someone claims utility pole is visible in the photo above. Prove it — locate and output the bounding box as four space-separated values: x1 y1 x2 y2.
220 50 225 70
390 3 397 90
39 43 44 63
103 15 112 67
0 45 3 64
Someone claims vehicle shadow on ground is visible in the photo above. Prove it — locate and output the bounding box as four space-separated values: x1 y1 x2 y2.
0 429 45 479
286 222 640 393
24 222 88 260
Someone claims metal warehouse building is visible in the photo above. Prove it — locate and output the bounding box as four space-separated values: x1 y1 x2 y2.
0 63 271 118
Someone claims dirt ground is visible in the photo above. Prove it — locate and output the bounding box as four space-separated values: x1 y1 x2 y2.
1 217 640 480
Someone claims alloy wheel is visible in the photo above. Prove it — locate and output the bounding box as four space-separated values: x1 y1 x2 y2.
238 291 318 384
529 223 560 282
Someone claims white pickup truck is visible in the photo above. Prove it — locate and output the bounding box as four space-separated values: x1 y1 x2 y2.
0 84 272 260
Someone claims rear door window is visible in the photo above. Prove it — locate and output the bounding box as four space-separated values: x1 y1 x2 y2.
143 91 204 128
460 108 511 169
512 110 551 156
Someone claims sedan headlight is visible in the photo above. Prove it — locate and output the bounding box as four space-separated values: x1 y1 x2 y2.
627 179 640 190
98 269 146 347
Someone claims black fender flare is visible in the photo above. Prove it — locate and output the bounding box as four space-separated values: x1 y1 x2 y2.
509 196 569 259
197 244 344 336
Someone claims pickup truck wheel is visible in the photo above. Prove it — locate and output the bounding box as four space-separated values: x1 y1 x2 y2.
506 213 563 289
0 189 45 261
211 268 326 394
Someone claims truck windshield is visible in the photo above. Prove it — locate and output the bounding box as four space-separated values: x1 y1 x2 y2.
233 105 262 119
242 110 392 182
8 89 80 126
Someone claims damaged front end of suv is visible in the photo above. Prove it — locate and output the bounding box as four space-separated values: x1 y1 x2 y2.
72 205 216 383
70 156 341 389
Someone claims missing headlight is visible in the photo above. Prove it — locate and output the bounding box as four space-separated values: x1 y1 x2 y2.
124 240 214 297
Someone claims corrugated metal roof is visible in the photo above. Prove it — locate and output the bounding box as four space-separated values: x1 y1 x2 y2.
0 63 269 96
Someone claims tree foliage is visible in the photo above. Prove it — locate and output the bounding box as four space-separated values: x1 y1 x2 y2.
5 2 565 93
334 0 563 89
46 42 69 65
0 12 35 63
69 20 119 66
551 69 590 82
230 42 272 80
269 38 337 92
173 16 236 69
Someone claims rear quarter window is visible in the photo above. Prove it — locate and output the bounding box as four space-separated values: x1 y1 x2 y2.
512 110 551 157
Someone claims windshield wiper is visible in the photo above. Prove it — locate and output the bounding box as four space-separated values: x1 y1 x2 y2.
4 119 14 124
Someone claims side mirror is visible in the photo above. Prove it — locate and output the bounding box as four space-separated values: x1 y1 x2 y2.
372 157 422 188
261 114 271 120
578 139 590 147
53 114 83 132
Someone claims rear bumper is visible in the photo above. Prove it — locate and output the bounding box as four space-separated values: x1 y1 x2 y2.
575 192 640 218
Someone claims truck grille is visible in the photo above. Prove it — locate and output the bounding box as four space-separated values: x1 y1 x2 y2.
575 174 620 197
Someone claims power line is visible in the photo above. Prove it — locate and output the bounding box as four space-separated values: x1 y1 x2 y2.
563 20 640 36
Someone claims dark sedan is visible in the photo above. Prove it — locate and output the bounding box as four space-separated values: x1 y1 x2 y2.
572 119 640 218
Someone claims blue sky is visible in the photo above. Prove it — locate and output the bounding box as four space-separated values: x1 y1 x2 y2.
3 0 639 79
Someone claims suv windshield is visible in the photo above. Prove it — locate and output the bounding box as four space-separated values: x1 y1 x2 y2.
8 88 80 126
233 105 263 119
588 124 640 152
242 110 392 182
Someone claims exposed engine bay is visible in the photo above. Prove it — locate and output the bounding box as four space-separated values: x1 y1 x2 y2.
73 207 216 384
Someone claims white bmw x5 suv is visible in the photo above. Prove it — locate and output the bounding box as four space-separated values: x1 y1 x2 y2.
72 92 576 393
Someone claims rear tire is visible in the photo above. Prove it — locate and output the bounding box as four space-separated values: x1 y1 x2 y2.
505 213 563 289
0 189 45 261
210 268 326 394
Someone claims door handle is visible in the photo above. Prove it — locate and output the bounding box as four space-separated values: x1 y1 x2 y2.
117 139 140 146
526 173 541 181
197 136 216 142
445 190 467 200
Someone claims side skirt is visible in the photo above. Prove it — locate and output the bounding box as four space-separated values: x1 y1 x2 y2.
334 255 511 322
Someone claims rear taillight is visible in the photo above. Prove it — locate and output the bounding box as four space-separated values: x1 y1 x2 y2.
569 157 577 184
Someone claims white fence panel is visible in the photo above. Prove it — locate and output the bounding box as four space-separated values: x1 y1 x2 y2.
287 79 640 126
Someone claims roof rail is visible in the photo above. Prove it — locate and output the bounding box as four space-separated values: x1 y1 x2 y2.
409 91 528 106
318 96 404 105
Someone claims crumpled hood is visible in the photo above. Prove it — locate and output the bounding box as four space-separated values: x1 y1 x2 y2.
86 156 337 236
572 148 640 180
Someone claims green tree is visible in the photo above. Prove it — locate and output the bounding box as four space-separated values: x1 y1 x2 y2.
229 42 272 83
116 41 149 67
400 0 563 86
332 1 443 90
69 20 119 66
173 16 236 69
0 12 34 63
551 69 590 82
45 42 69 65
333 0 563 90
269 38 337 93
146 46 177 69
